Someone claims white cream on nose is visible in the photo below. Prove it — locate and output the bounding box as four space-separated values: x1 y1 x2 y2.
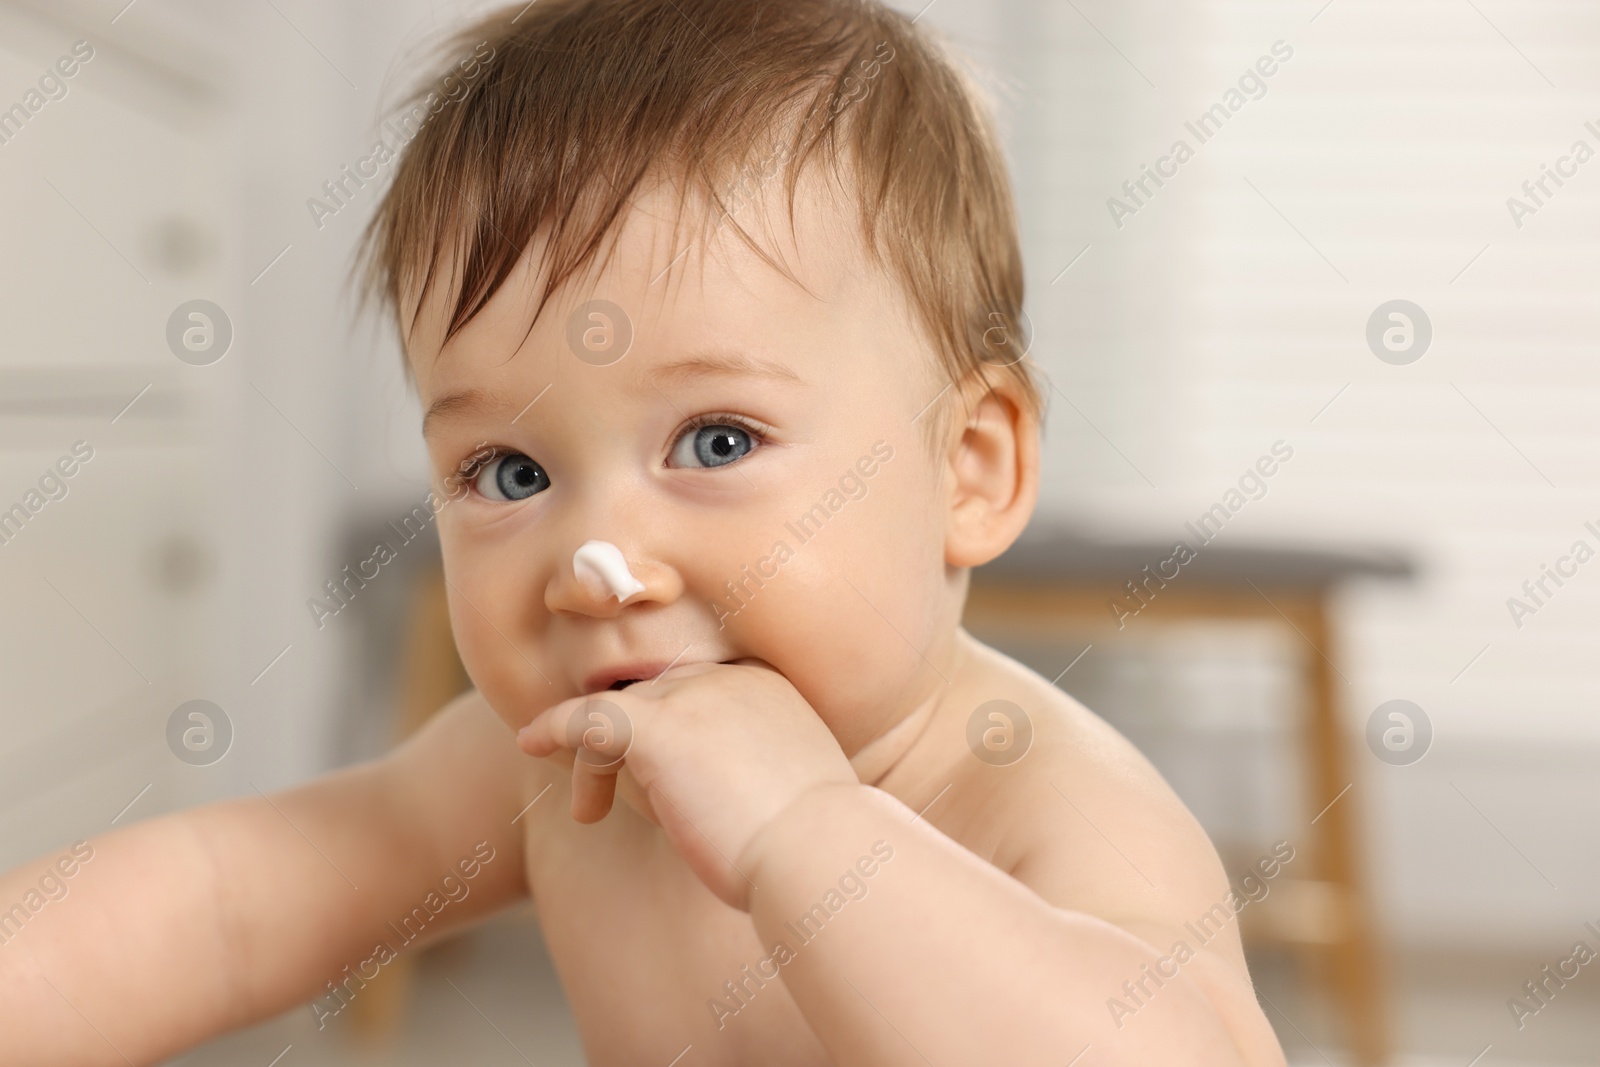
572 540 646 601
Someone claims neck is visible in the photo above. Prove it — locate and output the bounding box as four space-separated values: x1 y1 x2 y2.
848 630 971 789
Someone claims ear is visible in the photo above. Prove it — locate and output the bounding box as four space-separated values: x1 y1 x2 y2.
944 378 1039 568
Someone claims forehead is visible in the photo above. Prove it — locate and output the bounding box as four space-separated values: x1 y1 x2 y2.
402 168 903 394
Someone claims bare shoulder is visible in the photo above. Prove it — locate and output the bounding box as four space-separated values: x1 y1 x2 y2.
942 636 1286 1062
948 639 1233 936
940 639 1267 979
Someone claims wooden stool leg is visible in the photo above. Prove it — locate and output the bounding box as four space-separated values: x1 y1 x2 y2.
396 564 472 737
348 956 416 1042
350 562 471 1044
1303 600 1388 1065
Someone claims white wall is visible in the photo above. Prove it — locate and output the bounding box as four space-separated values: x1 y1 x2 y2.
0 0 449 860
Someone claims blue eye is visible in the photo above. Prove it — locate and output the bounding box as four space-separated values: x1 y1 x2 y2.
474 452 550 501
670 423 755 469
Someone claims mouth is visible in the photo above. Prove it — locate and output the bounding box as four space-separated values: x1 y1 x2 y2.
582 662 676 695
585 655 729 697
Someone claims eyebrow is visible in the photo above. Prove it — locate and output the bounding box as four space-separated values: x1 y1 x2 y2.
649 351 806 387
421 387 496 437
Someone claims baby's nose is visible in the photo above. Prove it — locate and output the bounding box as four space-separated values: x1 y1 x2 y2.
545 539 682 618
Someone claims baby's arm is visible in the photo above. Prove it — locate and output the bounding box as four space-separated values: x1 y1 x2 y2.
741 782 1261 1067
736 706 1286 1067
0 691 531 1066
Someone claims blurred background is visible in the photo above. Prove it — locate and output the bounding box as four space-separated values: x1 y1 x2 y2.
1 0 1596 1063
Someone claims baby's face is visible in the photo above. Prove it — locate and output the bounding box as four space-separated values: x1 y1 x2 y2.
408 174 962 762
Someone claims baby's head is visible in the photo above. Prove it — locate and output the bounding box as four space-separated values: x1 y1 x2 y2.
359 0 1042 755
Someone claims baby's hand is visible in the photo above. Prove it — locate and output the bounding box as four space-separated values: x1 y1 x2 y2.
516 662 857 910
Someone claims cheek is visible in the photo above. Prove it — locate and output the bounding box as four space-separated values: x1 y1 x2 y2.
713 442 948 744
440 516 555 723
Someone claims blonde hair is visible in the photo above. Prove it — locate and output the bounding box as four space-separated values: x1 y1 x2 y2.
356 0 1040 415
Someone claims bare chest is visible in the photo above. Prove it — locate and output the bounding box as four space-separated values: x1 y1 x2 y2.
526 815 836 1067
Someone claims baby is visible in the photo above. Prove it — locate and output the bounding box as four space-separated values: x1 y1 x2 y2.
0 1 1287 1064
